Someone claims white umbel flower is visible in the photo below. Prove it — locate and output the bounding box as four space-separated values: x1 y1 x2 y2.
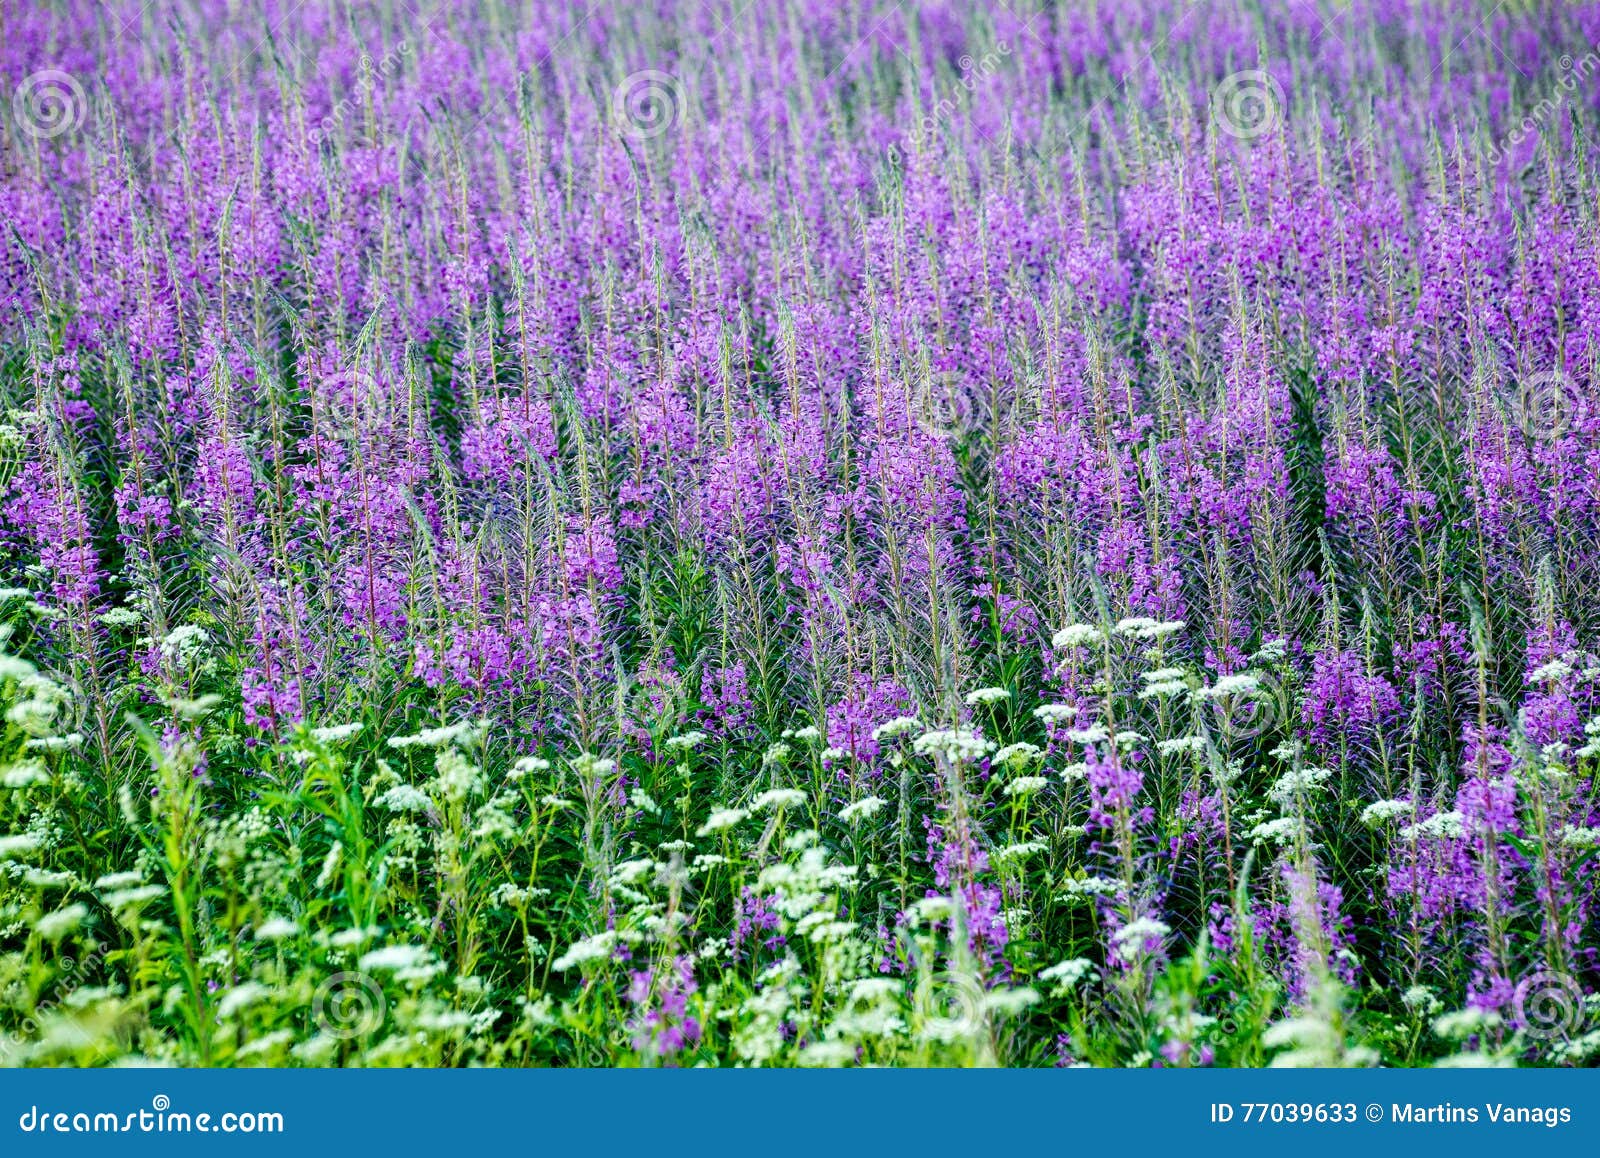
912 728 994 764
1051 624 1102 648
964 686 1011 706
696 807 750 836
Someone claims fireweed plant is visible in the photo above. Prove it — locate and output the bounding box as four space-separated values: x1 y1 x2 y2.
0 0 1598 1069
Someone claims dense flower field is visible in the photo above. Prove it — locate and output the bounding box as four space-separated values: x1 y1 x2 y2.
1 0 1599 1068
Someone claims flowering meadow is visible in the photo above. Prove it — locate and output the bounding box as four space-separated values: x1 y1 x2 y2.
2 0 1600 1069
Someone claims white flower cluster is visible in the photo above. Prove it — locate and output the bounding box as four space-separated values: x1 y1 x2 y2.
1400 810 1465 842
964 686 1011 706
1361 799 1415 826
911 728 994 764
838 796 887 823
1051 624 1102 648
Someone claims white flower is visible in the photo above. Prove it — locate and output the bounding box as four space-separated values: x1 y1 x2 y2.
3 764 49 788
1032 703 1077 724
1059 875 1119 897
696 807 750 836
94 870 144 890
255 917 300 941
1060 761 1090 782
0 833 41 859
1002 776 1049 797
1529 659 1573 683
753 788 807 811
310 722 363 743
821 746 852 762
159 624 212 666
511 755 552 777
992 742 1042 767
1249 816 1304 847
552 931 618 971
839 796 887 823
1198 673 1261 698
908 895 954 923
871 716 921 742
359 944 434 973
1362 799 1415 826
1065 725 1108 744
1139 680 1188 699
911 728 994 764
1561 825 1600 849
665 731 707 752
1434 1007 1501 1040
799 1041 858 1067
1134 619 1186 640
993 840 1047 863
0 654 36 681
964 686 1011 706
377 784 432 812
1267 765 1332 807
1143 667 1187 683
611 859 655 886
1400 810 1465 842
1401 986 1443 1015
1113 617 1159 637
1112 917 1170 957
217 982 271 1020
388 720 482 749
784 725 822 742
572 752 617 778
1157 736 1207 755
35 903 88 940
849 978 903 1004
100 885 165 910
1039 958 1099 993
982 987 1041 1016
1051 624 1102 649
